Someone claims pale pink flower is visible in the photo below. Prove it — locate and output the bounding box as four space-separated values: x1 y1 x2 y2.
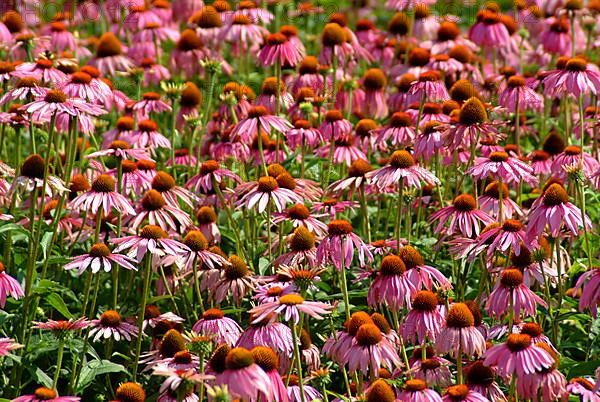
0 263 23 308
483 333 554 377
89 310 138 342
249 293 332 325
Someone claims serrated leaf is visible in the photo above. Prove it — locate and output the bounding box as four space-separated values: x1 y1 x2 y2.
34 367 53 387
46 293 73 319
77 359 126 392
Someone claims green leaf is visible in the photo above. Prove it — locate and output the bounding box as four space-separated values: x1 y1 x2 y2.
34 367 53 388
567 360 600 379
46 293 73 319
77 359 126 392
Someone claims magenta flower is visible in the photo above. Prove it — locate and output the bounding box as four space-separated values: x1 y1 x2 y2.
397 380 443 402
111 224 189 263
368 255 417 311
237 315 293 362
341 323 400 376
70 174 135 216
0 77 46 105
126 120 171 150
566 378 600 402
0 262 23 308
403 290 445 343
192 308 242 346
372 112 416 147
286 120 323 150
475 219 529 257
89 32 135 76
411 353 452 388
464 360 506 401
483 333 554 377
236 176 302 213
317 219 372 271
249 293 333 325
258 32 303 67
12 387 80 402
213 255 256 305
87 140 152 162
186 160 241 194
574 267 600 317
367 150 439 190
551 145 600 182
543 57 600 98
14 58 68 84
526 183 591 240
230 106 291 144
128 189 192 232
60 70 112 104
64 243 137 275
22 88 105 125
468 10 510 48
516 344 566 402
468 151 537 187
319 110 353 142
486 268 547 320
429 194 494 238
33 317 91 336
0 337 22 357
435 303 487 358
89 310 138 342
499 75 543 112
478 181 523 220
409 70 450 102
442 385 489 402
133 92 172 120
215 347 272 402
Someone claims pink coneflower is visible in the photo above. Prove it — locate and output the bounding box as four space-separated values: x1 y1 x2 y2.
151 170 197 208
153 367 211 402
213 255 256 305
442 97 503 151
373 112 415 147
133 92 172 120
312 198 357 220
368 255 416 311
250 293 332 325
219 14 268 55
317 219 372 271
499 75 543 112
544 57 600 98
180 230 229 273
526 183 591 239
442 385 489 402
430 194 494 238
478 181 523 220
403 290 445 343
516 342 566 402
540 17 572 57
215 347 272 401
128 189 192 232
111 160 151 195
574 267 600 317
292 56 326 95
9 154 68 198
319 110 353 142
60 71 111 104
89 310 138 342
192 308 242 346
566 378 600 401
253 282 295 305
70 174 135 216
14 58 68 85
169 29 209 79
400 245 452 291
33 317 91 335
410 349 452 388
286 375 322 402
101 116 136 148
140 57 171 87
398 379 443 402
272 204 328 237
341 323 400 376
410 70 450 103
64 243 136 276
487 268 546 319
231 106 291 144
529 150 552 176
88 140 151 163
428 54 463 75
483 333 554 377
274 227 319 268
0 77 46 105
47 21 77 53
468 151 537 187
316 135 366 167
126 120 171 150
328 159 373 197
286 120 322 151
0 262 23 308
89 32 135 76
12 388 80 402
435 303 487 358
236 313 294 362
250 346 289 402
0 337 22 357
112 224 188 263
468 10 510 48
464 360 506 401
236 176 302 213
187 160 241 194
367 150 439 190
22 88 105 125
475 219 529 257
195 206 220 244
551 145 600 182
360 68 388 119
258 32 303 67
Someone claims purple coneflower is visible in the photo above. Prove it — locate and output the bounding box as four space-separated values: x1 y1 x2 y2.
64 243 136 275
483 333 554 377
250 293 332 325
89 310 138 342
574 267 600 317
487 268 546 319
361 68 389 119
464 360 506 401
215 347 272 402
272 204 328 237
468 10 510 48
129 189 192 232
22 88 105 125
516 342 566 402
33 317 91 335
468 151 537 187
400 245 452 292
368 255 416 311
543 57 600 98
0 262 23 308
88 140 152 162
317 219 372 271
442 385 489 402
403 290 446 344
478 181 523 220
192 308 242 346
367 150 439 190
476 219 529 257
60 71 111 104
236 176 302 213
213 255 256 305
133 92 172 120
126 120 171 150
70 174 135 216
499 75 543 112
187 160 241 194
435 302 487 358
89 32 135 76
410 70 450 103
112 224 189 263
397 379 443 402
373 112 415 147
236 313 293 363
430 194 494 238
258 32 303 67
251 346 289 402
342 323 401 377
551 145 599 182
410 348 452 388
566 378 600 402
442 97 502 152
0 337 22 357
12 387 80 402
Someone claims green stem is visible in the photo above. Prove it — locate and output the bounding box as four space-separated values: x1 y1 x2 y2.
396 181 403 250
291 322 307 402
52 338 66 389
132 254 153 381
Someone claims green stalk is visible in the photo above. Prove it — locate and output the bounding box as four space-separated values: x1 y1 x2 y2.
132 254 153 382
291 322 307 402
52 338 66 389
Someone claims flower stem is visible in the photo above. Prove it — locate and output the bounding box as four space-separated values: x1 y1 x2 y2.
52 338 66 389
132 254 152 382
396 180 404 250
291 322 307 402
